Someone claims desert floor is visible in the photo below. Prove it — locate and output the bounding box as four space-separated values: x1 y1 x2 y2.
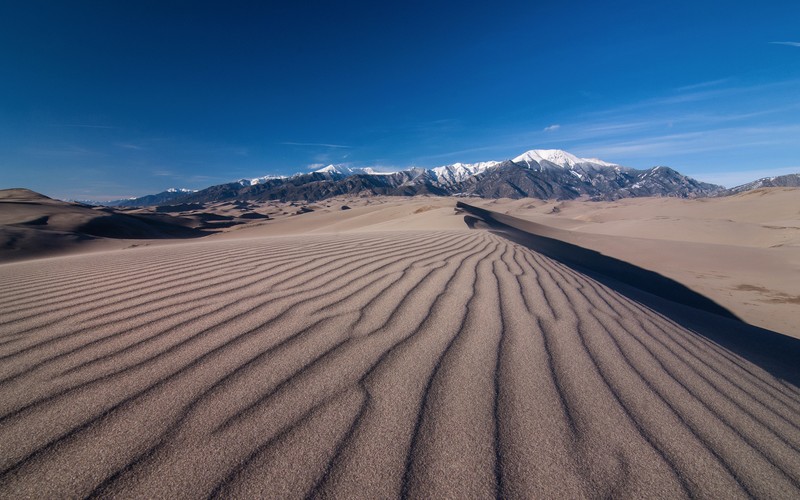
1 194 799 498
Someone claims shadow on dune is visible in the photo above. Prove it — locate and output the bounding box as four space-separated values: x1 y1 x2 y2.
458 201 800 386
77 211 208 239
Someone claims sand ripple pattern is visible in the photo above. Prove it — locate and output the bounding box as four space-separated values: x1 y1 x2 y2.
0 231 799 499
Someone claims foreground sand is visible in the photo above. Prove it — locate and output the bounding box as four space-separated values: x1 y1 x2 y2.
1 216 799 497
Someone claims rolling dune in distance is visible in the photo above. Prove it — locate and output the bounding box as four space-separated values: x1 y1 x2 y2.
1 202 799 498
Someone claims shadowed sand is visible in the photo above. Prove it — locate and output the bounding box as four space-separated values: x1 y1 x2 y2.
469 188 800 338
1 210 800 497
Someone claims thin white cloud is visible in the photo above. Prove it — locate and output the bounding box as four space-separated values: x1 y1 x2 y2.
675 78 731 92
576 125 800 160
543 124 561 132
585 79 800 119
306 163 326 170
116 143 143 150
312 153 332 164
50 124 118 129
280 141 351 149
27 145 107 157
770 41 800 47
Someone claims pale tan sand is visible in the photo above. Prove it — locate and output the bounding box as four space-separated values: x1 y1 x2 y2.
0 191 466 263
1 209 799 498
209 196 469 237
472 188 800 338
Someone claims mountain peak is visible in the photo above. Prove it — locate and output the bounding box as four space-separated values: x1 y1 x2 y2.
314 164 394 176
512 149 619 168
431 160 501 185
98 146 728 207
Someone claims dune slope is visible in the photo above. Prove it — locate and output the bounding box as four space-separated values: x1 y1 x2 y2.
469 189 800 338
0 230 799 498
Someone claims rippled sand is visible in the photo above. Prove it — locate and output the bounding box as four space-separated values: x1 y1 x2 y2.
1 217 799 497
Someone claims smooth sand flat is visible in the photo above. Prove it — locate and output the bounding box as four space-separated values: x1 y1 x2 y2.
1 212 799 498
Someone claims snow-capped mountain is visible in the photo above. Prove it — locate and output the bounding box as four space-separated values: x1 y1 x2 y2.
512 149 619 169
241 175 288 186
722 173 800 195
102 188 199 207
314 165 395 176
431 161 501 186
104 148 728 206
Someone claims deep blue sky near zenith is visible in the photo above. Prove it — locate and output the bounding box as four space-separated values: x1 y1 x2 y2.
1 1 798 199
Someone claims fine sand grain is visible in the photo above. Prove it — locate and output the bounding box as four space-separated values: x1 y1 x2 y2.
1 221 799 498
471 189 800 338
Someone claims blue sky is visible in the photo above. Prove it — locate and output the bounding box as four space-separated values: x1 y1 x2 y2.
1 1 798 199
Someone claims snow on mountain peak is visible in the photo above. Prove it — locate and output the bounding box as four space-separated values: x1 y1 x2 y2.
236 149 620 190
512 149 618 169
315 164 342 174
431 160 500 184
238 175 288 186
581 157 619 168
314 164 395 176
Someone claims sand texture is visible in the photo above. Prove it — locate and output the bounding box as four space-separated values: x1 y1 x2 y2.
472 188 800 338
1 223 800 498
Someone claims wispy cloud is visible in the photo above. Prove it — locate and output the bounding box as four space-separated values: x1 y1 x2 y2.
280 141 351 149
770 41 800 47
49 124 118 129
306 163 326 170
26 144 107 157
115 143 143 150
312 153 332 164
585 79 800 119
582 121 652 134
575 125 800 160
543 124 560 132
557 105 794 145
675 78 731 92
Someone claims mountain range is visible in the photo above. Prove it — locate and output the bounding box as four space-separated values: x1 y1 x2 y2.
99 149 791 207
722 173 800 195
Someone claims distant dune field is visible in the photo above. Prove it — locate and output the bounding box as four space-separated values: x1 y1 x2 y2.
1 221 799 497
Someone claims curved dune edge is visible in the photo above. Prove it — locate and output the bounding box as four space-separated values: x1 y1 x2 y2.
458 201 800 386
459 194 800 339
0 230 799 498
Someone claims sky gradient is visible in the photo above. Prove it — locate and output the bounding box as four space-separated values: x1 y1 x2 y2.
1 1 799 200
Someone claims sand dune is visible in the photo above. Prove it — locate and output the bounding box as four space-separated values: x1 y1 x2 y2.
1 222 799 498
0 188 210 262
472 189 800 338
